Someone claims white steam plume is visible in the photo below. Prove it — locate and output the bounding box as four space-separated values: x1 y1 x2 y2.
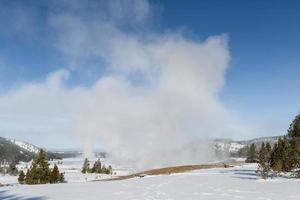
0 0 245 169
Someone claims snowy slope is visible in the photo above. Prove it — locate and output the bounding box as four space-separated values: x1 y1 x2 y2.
9 139 40 154
213 136 280 154
228 142 245 152
1 164 300 200
214 140 245 153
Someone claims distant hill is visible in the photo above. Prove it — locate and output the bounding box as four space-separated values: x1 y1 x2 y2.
9 139 40 154
237 136 280 147
0 137 63 163
0 137 37 163
213 136 281 158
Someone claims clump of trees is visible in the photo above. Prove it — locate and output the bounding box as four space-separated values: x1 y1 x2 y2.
81 158 112 175
18 149 65 185
255 113 300 179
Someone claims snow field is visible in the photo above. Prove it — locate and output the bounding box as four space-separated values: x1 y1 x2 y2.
1 163 300 200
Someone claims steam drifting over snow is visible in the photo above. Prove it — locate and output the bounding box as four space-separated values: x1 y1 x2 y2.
0 0 245 169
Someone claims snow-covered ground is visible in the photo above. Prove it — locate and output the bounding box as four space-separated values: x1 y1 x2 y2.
1 162 300 200
0 157 134 185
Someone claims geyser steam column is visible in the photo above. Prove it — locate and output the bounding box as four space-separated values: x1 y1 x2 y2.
71 34 241 169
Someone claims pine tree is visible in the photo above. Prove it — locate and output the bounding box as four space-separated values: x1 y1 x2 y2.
81 158 90 174
49 164 60 183
25 161 37 184
258 142 271 179
102 164 107 174
24 149 64 184
287 113 300 176
265 142 272 176
270 143 282 176
59 172 65 183
267 113 300 178
25 168 31 184
108 165 113 174
287 113 300 138
279 137 291 172
91 159 102 173
289 137 300 169
35 149 51 184
18 170 25 184
246 143 257 163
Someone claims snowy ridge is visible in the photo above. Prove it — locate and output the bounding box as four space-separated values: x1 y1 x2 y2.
213 140 245 153
9 139 40 154
213 136 280 154
228 142 245 152
239 136 280 146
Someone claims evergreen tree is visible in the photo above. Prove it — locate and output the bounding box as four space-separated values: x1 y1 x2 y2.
265 142 272 176
258 142 271 179
286 114 300 177
263 113 300 179
81 158 90 174
102 164 107 174
18 170 25 184
289 136 300 169
25 162 37 184
246 143 257 163
24 149 64 184
108 165 113 174
279 137 291 172
266 142 272 155
35 149 51 184
91 159 102 173
287 113 300 138
25 169 31 184
59 172 65 183
270 143 283 176
49 164 60 183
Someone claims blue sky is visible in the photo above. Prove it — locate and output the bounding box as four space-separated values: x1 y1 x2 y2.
158 0 300 131
0 0 299 149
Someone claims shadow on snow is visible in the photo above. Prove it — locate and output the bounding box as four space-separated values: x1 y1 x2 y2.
0 190 45 200
229 169 261 180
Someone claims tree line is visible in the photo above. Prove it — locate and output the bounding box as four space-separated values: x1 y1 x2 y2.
81 158 113 174
246 113 300 179
18 149 65 184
